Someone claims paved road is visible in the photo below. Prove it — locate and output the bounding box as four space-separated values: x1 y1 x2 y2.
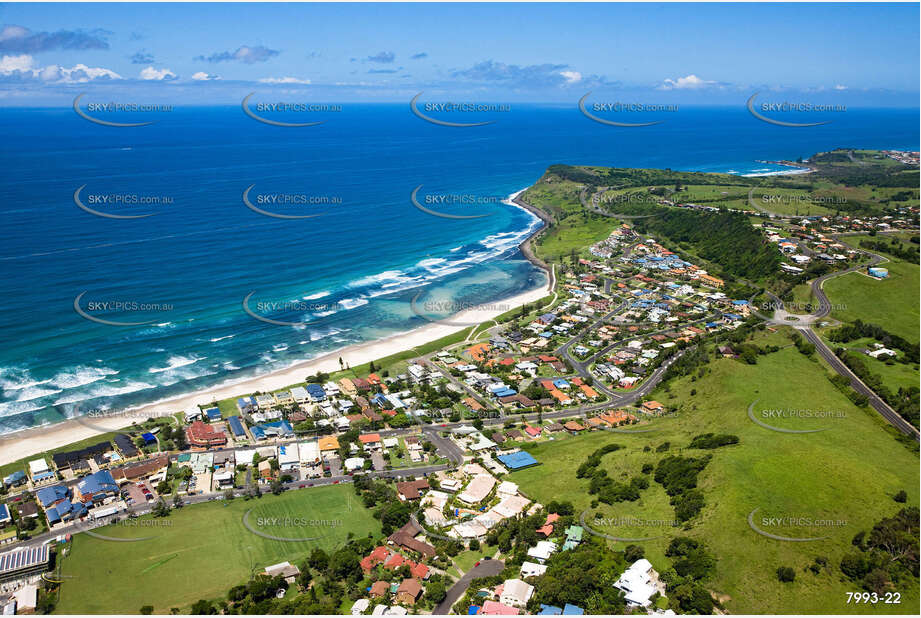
746 235 917 440
801 328 919 440
433 557 505 615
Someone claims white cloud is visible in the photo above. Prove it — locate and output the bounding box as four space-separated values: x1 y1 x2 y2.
258 76 311 84
191 71 219 81
659 74 716 90
834 84 847 90
139 66 177 81
0 53 34 72
0 53 121 82
0 25 30 42
560 70 582 84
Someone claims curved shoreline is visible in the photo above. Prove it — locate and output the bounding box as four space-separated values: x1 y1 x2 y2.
0 187 553 466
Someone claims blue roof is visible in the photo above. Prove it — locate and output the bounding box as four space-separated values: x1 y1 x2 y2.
539 605 562 615
552 379 569 389
3 470 26 485
77 469 118 498
237 396 256 409
306 384 326 396
562 604 584 615
0 504 10 520
540 313 556 323
494 388 517 398
205 407 221 420
252 420 293 439
497 451 539 470
36 485 68 507
467 607 480 615
731 299 749 305
141 432 156 443
227 415 245 437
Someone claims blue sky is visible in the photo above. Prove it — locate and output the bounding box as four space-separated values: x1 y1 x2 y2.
0 2 918 105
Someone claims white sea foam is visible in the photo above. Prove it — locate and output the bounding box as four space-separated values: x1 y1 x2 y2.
339 297 370 310
148 355 202 374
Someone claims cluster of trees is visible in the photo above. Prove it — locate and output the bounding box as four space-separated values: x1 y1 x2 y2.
528 541 628 614
859 238 919 262
484 510 549 555
546 164 603 187
574 444 648 505
840 507 919 594
687 433 739 450
834 350 919 427
789 331 816 358
352 474 410 535
654 455 711 522
634 210 781 282
661 537 718 614
828 320 918 361
190 542 373 615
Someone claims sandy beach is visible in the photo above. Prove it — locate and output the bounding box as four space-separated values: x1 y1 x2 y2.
0 189 551 467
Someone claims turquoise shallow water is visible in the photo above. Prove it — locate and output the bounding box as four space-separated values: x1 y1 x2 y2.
0 103 916 432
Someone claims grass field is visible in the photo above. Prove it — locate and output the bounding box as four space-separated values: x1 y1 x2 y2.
55 484 379 614
823 256 919 344
509 338 919 614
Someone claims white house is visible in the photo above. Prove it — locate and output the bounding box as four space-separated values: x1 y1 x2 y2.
520 561 547 578
614 559 659 607
527 540 558 564
499 578 534 607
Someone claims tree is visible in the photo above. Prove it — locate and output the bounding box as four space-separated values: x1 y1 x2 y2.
190 600 215 614
328 548 362 581
308 548 329 572
427 580 447 604
153 497 170 517
140 606 153 615
894 490 908 503
624 544 645 563
776 566 796 583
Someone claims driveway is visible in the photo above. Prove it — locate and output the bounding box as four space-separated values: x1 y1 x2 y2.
433 558 505 615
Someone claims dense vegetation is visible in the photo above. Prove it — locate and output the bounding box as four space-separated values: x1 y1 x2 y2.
828 319 920 426
687 433 740 449
633 210 781 281
859 238 920 262
840 507 919 595
662 537 719 614
654 455 712 522
529 541 629 614
575 443 649 504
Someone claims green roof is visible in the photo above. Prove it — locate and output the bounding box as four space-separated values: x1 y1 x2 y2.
565 525 583 542
177 453 191 462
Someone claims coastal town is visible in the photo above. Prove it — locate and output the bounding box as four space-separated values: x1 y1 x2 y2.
0 149 917 615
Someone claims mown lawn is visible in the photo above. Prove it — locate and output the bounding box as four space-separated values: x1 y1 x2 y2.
824 258 919 344
510 339 919 614
55 484 379 614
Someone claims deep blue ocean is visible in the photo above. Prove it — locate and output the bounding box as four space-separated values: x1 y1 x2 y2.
0 103 917 433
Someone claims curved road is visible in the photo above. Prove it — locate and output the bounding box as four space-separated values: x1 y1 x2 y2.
433 557 505 615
